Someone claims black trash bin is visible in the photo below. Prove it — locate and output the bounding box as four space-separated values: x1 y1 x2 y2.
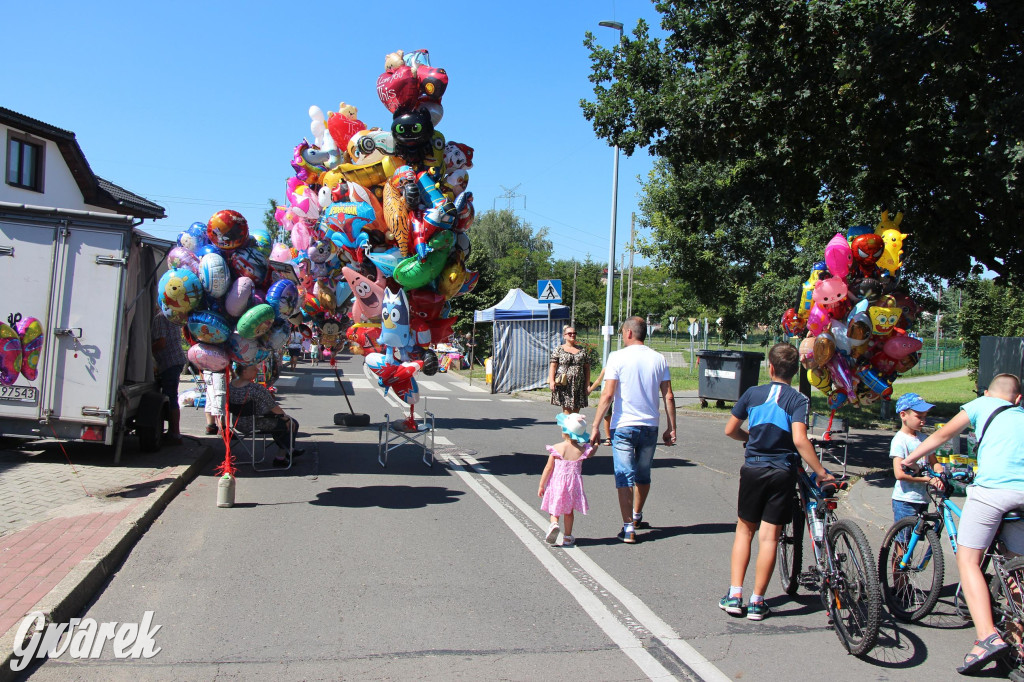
695 350 765 408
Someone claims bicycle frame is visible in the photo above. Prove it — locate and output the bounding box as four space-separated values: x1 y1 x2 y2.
896 496 962 570
795 470 840 575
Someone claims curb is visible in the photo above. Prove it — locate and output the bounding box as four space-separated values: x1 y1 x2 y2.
0 444 213 681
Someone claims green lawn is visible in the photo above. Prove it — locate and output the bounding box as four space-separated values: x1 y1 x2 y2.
810 374 978 429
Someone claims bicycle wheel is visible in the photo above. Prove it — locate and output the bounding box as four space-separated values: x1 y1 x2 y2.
990 556 1024 671
825 519 882 656
878 517 944 622
778 505 805 595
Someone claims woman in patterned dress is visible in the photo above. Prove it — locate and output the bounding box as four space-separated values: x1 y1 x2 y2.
548 326 591 414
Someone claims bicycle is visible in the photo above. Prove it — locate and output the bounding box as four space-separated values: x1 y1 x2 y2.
777 468 883 656
878 466 1024 671
877 466 972 622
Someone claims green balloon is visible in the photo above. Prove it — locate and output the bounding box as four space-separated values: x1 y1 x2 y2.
393 232 455 289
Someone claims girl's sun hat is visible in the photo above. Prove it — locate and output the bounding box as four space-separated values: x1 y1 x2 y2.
556 412 589 443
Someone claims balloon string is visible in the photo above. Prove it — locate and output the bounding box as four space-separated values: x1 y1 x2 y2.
825 410 836 441
47 423 92 497
216 367 236 477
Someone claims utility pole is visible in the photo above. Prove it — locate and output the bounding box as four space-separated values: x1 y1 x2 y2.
935 287 941 350
626 212 635 319
570 261 578 329
616 253 625 349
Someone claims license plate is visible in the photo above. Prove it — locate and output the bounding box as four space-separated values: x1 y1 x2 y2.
0 385 38 402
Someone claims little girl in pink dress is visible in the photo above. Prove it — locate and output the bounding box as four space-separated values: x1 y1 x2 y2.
538 412 596 547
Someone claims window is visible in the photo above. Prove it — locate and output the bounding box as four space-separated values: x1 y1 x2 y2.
6 132 44 192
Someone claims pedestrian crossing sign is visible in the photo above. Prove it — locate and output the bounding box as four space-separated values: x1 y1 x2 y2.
537 279 562 304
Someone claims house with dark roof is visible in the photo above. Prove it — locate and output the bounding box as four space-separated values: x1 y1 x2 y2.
1 107 164 219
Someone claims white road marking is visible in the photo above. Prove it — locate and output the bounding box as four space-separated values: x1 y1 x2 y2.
500 398 527 403
415 380 451 392
320 376 372 390
434 436 453 446
273 377 298 388
459 453 731 682
458 398 491 402
441 453 677 681
456 383 489 393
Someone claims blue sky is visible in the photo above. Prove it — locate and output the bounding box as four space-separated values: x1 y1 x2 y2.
5 1 663 267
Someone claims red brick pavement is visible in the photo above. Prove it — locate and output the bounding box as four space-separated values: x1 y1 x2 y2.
0 504 137 635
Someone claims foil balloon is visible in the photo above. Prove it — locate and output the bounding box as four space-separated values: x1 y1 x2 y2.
798 336 817 369
807 367 833 394
826 355 858 404
379 287 413 350
813 332 836 366
206 210 249 251
15 317 43 381
806 304 832 336
178 222 210 254
824 233 852 279
0 323 23 386
883 333 923 359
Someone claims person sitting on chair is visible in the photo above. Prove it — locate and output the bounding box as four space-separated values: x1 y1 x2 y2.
229 363 304 467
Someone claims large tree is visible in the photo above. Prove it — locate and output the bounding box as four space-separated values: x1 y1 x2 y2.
447 210 553 346
582 0 1024 296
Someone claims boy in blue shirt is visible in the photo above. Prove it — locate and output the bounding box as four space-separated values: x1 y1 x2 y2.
903 373 1024 674
890 393 945 530
722 343 833 620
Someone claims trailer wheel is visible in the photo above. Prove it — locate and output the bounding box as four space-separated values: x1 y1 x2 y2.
134 391 168 453
137 425 160 452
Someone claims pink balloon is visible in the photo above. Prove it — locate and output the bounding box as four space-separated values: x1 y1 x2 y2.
806 304 832 336
269 243 293 263
292 223 312 252
826 354 857 397
883 333 923 360
825 233 852 279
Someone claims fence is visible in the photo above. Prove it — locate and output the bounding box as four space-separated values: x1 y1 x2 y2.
576 327 966 377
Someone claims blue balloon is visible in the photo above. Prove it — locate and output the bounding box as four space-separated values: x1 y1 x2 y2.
198 243 223 258
179 222 211 254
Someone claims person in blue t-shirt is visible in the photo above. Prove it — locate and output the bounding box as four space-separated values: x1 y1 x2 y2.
903 373 1024 675
720 343 833 621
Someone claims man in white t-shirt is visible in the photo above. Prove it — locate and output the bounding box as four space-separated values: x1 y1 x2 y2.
590 317 676 544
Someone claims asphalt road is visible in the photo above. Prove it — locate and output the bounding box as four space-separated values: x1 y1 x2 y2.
25 355 993 681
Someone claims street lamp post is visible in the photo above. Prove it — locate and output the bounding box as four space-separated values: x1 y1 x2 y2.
598 20 623 368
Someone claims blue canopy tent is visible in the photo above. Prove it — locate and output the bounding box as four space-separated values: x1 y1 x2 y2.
474 289 571 393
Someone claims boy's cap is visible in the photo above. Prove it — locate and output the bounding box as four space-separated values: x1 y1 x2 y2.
896 392 934 413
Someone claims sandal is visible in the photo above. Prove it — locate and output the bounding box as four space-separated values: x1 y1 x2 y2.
205 425 219 435
957 633 1009 675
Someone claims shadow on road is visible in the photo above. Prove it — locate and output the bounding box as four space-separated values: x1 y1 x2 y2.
310 485 464 509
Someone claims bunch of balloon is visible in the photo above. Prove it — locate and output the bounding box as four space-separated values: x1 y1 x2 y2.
271 48 478 429
781 211 923 416
158 211 296 475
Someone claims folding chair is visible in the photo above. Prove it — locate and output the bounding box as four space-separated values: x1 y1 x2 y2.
186 366 207 410
227 401 295 472
808 412 849 478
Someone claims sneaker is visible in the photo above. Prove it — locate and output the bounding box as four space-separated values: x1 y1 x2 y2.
622 524 637 544
545 522 560 544
561 535 575 548
719 594 744 616
205 425 219 435
633 513 651 530
747 600 771 621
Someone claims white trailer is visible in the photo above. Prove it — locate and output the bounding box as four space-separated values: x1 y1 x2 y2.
0 202 173 461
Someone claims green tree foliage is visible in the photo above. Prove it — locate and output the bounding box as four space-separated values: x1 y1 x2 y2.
262 199 289 245
447 210 553 350
956 278 1024 374
582 1 1024 297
